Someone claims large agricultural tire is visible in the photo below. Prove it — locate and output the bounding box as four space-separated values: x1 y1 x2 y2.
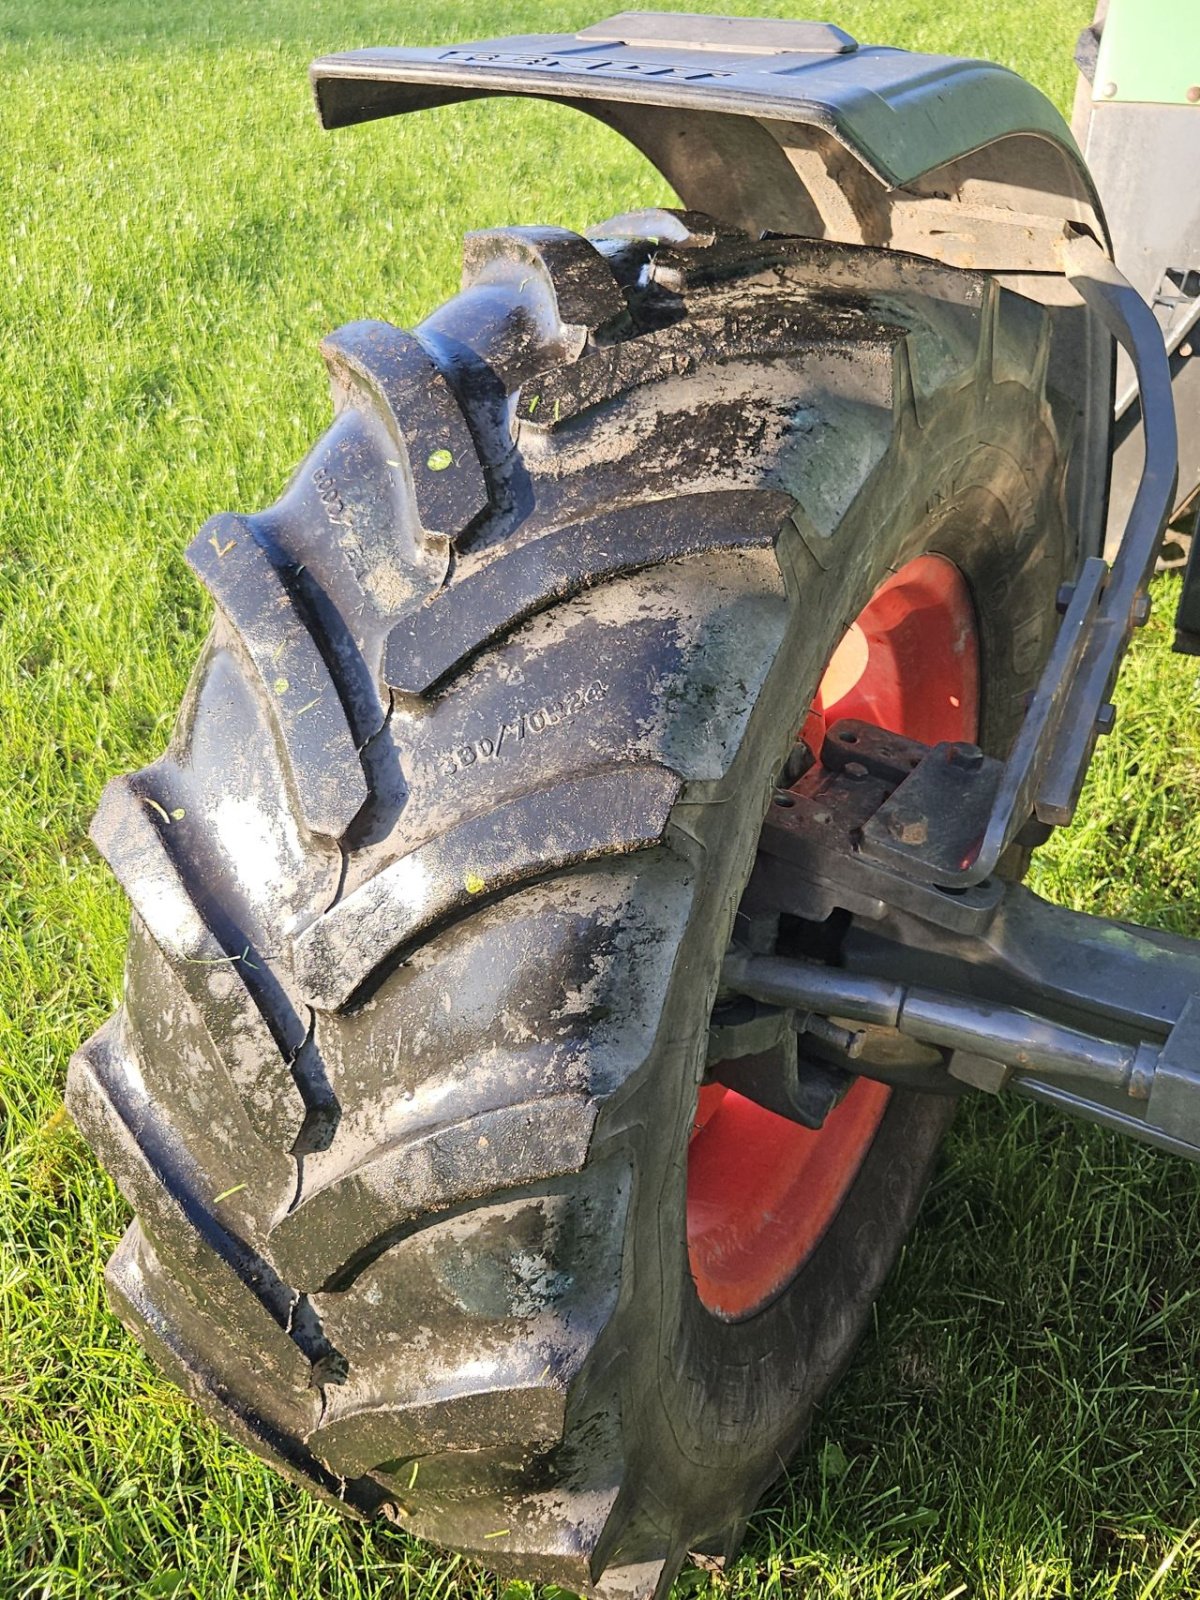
69 212 1074 1596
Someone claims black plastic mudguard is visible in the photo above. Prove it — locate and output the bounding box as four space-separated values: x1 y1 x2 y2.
309 12 1115 561
311 11 1102 241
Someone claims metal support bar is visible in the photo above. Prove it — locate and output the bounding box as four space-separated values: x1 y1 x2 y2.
854 235 1178 888
1040 236 1179 819
723 952 1161 1098
723 935 1199 1158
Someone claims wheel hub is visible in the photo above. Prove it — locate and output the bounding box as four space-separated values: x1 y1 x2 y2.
687 554 980 1319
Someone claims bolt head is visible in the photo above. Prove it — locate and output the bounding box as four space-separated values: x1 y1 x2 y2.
1102 80 1118 98
948 742 985 771
844 760 869 780
1096 702 1117 735
1188 85 1200 103
1132 591 1152 627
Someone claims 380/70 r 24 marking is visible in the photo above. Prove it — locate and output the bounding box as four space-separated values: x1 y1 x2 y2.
435 679 609 778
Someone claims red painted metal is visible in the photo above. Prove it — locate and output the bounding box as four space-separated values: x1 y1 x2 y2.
688 554 980 1319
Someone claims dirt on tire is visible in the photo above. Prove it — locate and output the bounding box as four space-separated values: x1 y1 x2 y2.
69 213 1076 1597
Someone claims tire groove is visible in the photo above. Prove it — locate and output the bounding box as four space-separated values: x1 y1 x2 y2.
293 763 682 1012
269 1090 598 1290
90 774 310 1150
382 489 791 695
186 516 369 840
68 1018 327 1373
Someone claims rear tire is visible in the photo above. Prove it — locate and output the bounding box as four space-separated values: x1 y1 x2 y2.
69 216 1073 1595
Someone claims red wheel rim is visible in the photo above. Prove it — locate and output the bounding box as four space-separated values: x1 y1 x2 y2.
687 554 980 1319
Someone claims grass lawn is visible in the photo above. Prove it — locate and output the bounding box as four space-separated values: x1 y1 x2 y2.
5 1 1200 1596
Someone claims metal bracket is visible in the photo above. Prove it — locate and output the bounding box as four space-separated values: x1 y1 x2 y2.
1146 997 1200 1141
730 720 1200 1160
749 720 1005 932
705 998 855 1129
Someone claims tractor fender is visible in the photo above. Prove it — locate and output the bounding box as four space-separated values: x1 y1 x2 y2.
310 12 1115 560
311 12 1109 274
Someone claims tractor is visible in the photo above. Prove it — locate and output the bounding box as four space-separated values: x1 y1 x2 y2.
67 4 1200 1594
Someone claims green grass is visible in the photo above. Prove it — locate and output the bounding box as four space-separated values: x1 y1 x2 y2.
3 1 1200 1596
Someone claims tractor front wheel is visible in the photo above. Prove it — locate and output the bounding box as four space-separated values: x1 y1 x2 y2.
69 215 1073 1595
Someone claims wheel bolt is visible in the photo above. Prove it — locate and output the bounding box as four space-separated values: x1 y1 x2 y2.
948 743 984 770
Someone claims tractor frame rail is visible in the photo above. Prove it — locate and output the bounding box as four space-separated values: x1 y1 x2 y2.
720 718 1200 1162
